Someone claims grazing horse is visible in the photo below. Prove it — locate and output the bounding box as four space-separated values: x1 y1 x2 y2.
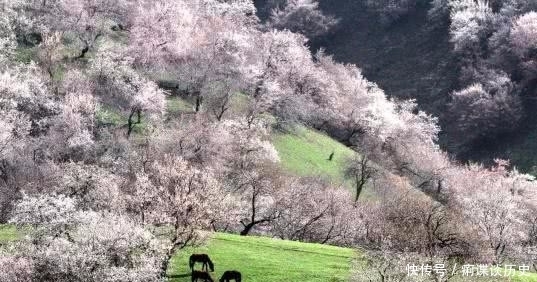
189 254 215 272
191 270 214 282
219 270 241 282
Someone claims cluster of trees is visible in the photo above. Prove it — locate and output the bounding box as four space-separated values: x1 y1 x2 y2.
365 0 424 25
0 0 536 281
425 0 537 147
268 0 339 38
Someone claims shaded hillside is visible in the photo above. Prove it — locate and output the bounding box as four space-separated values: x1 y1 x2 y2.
253 0 461 154
311 0 458 118
309 0 469 160
255 0 537 172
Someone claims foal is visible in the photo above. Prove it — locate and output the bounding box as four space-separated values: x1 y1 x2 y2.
219 270 241 282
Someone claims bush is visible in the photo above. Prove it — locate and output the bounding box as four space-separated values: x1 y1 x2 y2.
0 256 33 282
448 79 522 144
366 0 419 25
269 0 339 38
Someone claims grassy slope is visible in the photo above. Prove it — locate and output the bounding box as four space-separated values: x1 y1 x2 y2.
0 224 18 244
271 126 378 199
272 126 355 181
166 96 195 115
2 225 536 282
167 232 357 282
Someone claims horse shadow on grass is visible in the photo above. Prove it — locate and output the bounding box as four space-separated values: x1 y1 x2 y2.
167 273 191 279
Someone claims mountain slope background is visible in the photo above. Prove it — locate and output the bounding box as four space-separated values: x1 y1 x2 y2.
257 0 537 173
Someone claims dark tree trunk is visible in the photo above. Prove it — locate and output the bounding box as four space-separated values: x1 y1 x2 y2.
240 223 255 236
77 46 89 59
127 111 135 137
127 109 142 137
195 96 203 112
354 175 365 203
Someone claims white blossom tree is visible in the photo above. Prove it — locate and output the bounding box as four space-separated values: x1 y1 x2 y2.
28 0 130 59
9 193 164 282
269 0 339 38
89 44 166 137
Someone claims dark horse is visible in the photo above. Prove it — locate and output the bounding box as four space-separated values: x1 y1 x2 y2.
219 270 241 282
191 270 214 282
189 254 214 272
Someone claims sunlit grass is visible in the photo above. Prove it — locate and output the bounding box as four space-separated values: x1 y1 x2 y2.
96 104 126 126
271 126 355 185
167 232 357 282
0 224 18 244
166 96 195 116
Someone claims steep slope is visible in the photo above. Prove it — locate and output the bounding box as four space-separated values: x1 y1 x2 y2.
272 0 537 173
271 126 355 186
312 0 458 117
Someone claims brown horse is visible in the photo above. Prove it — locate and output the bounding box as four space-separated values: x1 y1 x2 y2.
192 270 214 282
219 270 241 282
189 254 215 272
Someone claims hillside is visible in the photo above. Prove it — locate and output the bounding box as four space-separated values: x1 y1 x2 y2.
272 126 354 184
0 226 358 281
3 1 537 281
97 93 369 199
303 0 537 172
310 0 465 155
167 232 357 282
313 0 457 112
0 224 18 245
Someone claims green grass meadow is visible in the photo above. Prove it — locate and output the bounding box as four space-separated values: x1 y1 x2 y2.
167 232 357 282
0 224 18 244
271 126 355 185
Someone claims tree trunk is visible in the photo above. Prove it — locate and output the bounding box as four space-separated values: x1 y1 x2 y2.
195 96 203 112
240 223 255 236
77 46 89 59
127 109 142 137
127 110 135 137
159 249 175 279
354 175 365 203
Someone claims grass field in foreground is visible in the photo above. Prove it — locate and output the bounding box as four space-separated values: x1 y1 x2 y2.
2 225 536 281
167 232 357 282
